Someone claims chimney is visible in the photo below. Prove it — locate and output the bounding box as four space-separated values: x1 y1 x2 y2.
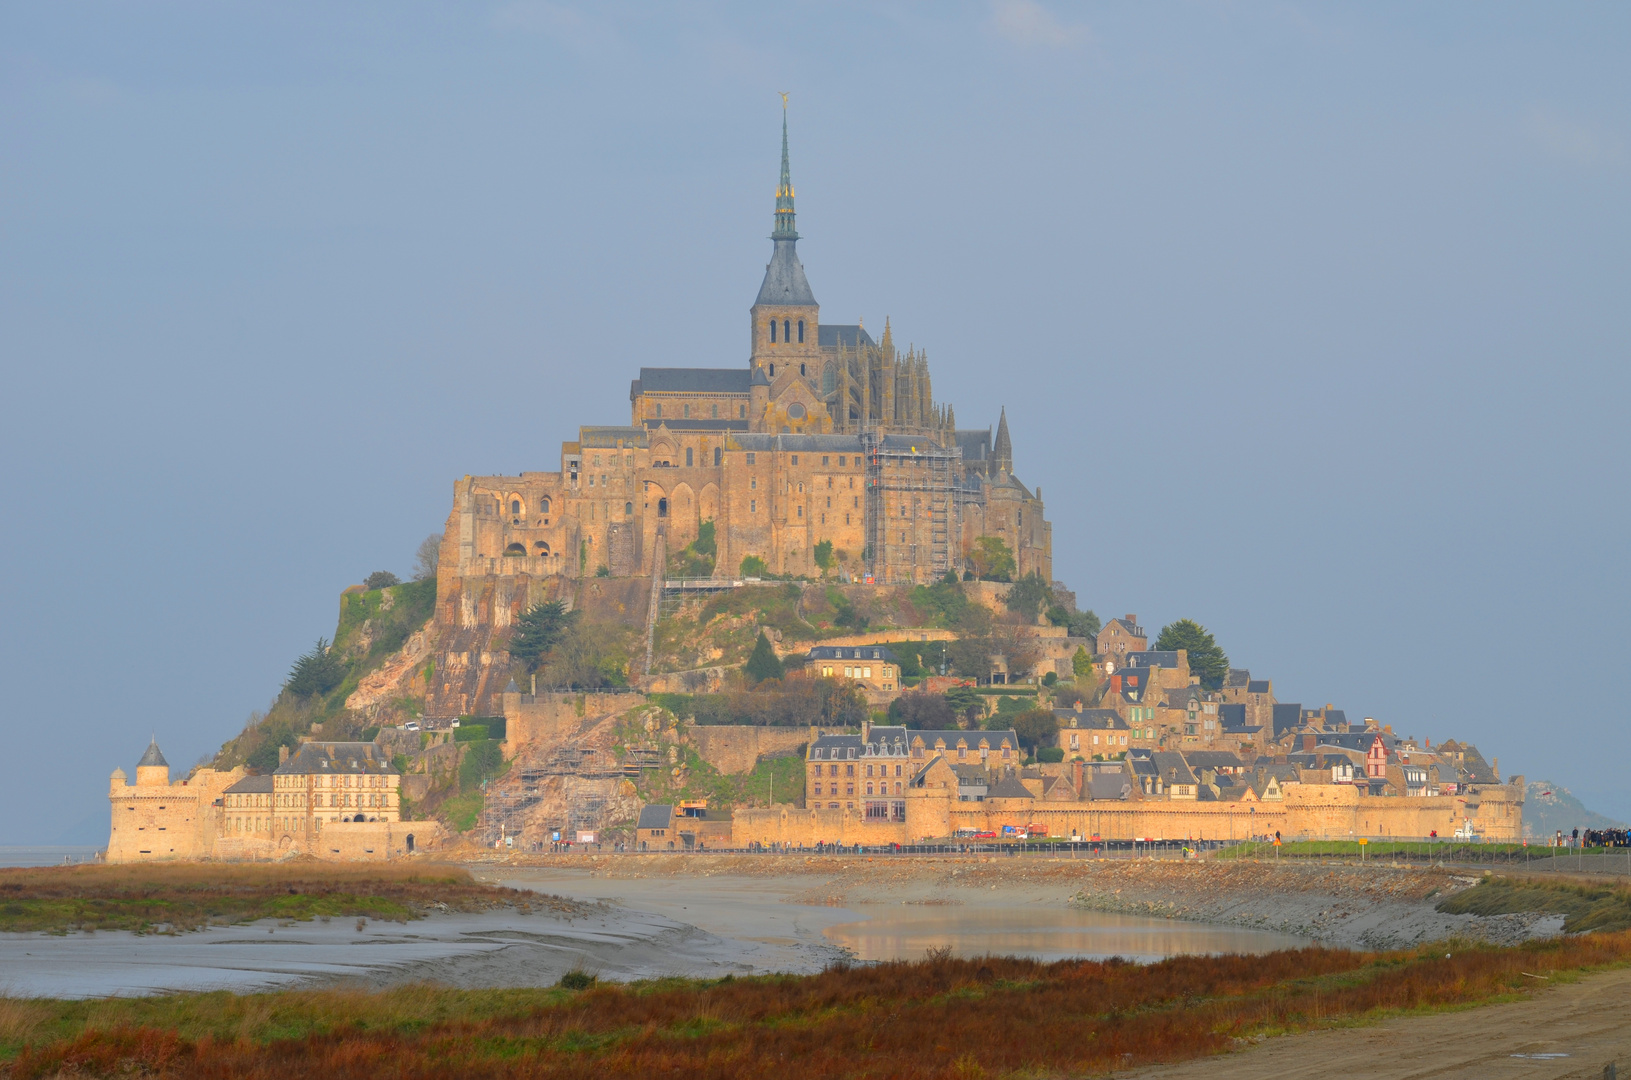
278 745 290 765
861 717 871 742
1302 734 1315 753
1383 723 1393 735
1125 614 1137 625
1073 700 1083 713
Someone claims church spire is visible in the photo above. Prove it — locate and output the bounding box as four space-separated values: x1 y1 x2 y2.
772 95 797 241
993 406 1013 474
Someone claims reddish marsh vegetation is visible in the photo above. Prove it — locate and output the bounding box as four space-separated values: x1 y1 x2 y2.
0 862 558 933
6 932 1631 1079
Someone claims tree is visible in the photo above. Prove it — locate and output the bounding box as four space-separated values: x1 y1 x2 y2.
942 684 984 728
595 564 611 577
1003 571 1052 621
510 601 578 669
813 539 834 573
1072 645 1094 678
413 534 441 581
364 570 400 591
740 554 768 578
969 536 1016 581
744 631 785 685
1154 618 1230 690
1005 707 1059 756
887 689 956 729
286 638 347 698
1049 605 1101 639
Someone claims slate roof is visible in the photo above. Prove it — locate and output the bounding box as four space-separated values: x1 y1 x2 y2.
818 324 876 349
1218 703 1247 728
1126 651 1185 670
632 368 751 398
1225 669 1252 688
987 774 1035 799
808 645 899 662
275 742 397 776
1151 751 1198 785
224 775 274 794
137 740 168 768
1185 751 1246 771
578 425 649 448
1247 680 1271 694
637 804 673 830
641 418 749 432
1055 708 1126 730
954 429 992 462
809 725 1018 759
755 239 817 306
1089 770 1133 800
1271 703 1303 736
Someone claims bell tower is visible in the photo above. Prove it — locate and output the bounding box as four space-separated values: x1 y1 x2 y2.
750 98 820 382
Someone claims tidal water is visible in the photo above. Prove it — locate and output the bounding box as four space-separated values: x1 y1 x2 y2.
0 846 102 868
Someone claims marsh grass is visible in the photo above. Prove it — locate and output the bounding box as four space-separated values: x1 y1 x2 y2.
1435 875 1631 933
0 862 550 934
5 933 1631 1078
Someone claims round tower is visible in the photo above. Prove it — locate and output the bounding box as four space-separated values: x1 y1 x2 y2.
135 738 170 787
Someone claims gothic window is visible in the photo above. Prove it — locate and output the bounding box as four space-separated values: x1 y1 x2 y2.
1018 510 1023 526
798 320 805 343
770 320 777 343
683 404 690 418
783 319 790 342
658 498 668 517
655 404 662 418
714 446 722 466
510 500 520 514
711 403 718 418
541 497 551 514
686 447 694 467
625 502 633 516
739 404 746 419
800 363 806 376
769 364 775 377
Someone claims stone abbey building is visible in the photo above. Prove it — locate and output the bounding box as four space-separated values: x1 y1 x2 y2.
436 110 1051 602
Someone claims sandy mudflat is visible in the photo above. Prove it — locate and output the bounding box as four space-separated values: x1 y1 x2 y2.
1129 966 1631 1080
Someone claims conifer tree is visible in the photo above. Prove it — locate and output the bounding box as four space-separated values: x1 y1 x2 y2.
743 631 785 685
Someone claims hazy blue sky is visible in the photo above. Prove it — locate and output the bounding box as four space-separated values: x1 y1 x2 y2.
3 3 1627 842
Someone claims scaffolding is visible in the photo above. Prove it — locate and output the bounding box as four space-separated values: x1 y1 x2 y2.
862 432 963 583
477 743 664 847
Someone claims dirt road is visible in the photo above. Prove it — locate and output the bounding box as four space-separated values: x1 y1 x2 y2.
1134 966 1631 1080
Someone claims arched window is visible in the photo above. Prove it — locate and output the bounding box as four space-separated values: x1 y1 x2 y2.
768 363 775 377
711 403 718 418
655 403 662 418
510 499 521 514
799 363 806 376
822 362 837 394
714 446 722 466
739 404 746 419
770 320 777 343
686 447 694 467
541 497 551 514
504 543 526 557
798 320 805 343
658 498 669 517
625 502 633 516
783 319 790 342
534 541 550 556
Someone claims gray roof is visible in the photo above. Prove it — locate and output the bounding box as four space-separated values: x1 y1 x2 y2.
809 725 1018 759
1126 651 1185 670
1247 680 1271 694
1185 751 1245 770
987 775 1034 799
754 238 817 307
137 740 168 768
633 368 751 397
1152 751 1197 785
224 775 274 794
1225 669 1252 688
642 418 749 432
1090 771 1133 800
275 742 397 776
954 429 992 462
1055 708 1126 730
819 324 876 349
808 644 898 662
637 804 673 830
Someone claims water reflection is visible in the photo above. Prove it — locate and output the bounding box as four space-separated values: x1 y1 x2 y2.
825 907 1306 963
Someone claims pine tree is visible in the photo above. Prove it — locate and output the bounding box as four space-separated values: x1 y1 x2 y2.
510 601 578 669
743 631 785 685
1154 619 1230 690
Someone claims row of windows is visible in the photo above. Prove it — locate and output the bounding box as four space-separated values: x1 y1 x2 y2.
767 318 806 343
742 453 859 467
653 403 748 420
813 782 904 797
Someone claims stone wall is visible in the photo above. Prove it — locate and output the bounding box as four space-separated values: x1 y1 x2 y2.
689 726 811 776
501 690 647 760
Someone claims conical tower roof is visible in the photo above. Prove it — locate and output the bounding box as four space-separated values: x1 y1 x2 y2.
754 99 816 308
137 738 168 768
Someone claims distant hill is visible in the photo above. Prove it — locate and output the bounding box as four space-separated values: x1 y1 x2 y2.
1524 781 1627 838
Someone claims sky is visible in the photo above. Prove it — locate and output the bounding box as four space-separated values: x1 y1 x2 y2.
2 2 1627 843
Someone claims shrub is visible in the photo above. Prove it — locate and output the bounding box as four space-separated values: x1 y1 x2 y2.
1042 671 1058 686
887 689 956 729
558 969 596 990
740 554 769 577
595 565 611 577
364 571 401 591
1037 746 1065 763
813 539 834 571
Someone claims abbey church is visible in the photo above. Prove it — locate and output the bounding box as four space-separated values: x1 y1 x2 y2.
438 110 1050 595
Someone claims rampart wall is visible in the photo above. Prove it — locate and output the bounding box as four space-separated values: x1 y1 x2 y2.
689 726 813 776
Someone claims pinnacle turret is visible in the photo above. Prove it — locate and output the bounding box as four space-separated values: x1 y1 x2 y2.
993 406 1013 474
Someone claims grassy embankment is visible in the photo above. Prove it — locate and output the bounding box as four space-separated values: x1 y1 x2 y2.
1217 839 1536 860
1435 875 1631 933
4 934 1631 1077
0 863 547 935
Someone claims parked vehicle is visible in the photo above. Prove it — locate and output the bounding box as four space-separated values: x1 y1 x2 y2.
403 721 420 732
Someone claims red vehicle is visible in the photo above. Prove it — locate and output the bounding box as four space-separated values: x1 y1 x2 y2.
972 831 998 840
